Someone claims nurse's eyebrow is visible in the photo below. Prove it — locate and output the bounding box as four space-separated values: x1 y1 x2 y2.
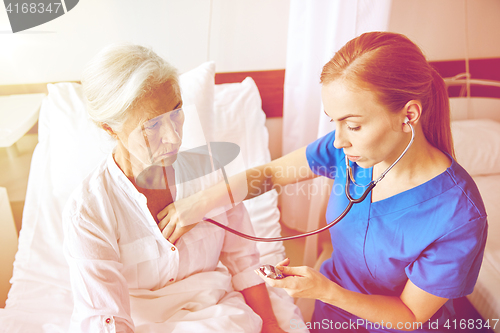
323 110 362 122
336 114 362 122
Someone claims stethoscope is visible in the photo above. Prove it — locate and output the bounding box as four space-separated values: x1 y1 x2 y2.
204 118 415 242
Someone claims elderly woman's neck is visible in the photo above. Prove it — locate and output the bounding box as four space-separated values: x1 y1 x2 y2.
113 142 136 180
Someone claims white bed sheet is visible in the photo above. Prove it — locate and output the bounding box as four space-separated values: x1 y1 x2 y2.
468 174 500 333
450 113 500 332
0 64 306 332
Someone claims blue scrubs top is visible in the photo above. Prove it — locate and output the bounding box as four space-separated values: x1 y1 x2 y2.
306 131 488 332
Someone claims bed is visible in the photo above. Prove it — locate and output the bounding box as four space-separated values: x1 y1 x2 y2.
0 62 307 332
2 60 499 332
449 96 500 333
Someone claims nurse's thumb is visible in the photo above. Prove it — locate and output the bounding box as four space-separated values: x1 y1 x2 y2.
279 265 304 277
275 258 290 268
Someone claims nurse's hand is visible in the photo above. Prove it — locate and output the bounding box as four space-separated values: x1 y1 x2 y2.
157 195 205 244
258 258 336 301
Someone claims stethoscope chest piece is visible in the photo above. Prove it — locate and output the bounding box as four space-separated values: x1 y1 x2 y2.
259 264 284 279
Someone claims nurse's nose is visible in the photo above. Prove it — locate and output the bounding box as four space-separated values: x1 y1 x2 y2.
160 118 181 144
333 129 350 149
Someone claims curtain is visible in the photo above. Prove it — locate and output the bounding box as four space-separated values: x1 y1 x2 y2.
280 0 392 266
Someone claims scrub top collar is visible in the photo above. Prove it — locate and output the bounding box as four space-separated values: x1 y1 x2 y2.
368 154 458 218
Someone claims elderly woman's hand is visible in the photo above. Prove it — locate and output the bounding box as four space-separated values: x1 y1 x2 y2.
262 320 287 333
157 193 206 244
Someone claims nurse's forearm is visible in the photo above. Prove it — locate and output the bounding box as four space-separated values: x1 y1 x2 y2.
321 286 420 331
201 146 315 213
245 166 277 199
195 167 273 216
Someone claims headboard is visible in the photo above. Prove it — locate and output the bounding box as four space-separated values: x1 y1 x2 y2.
0 70 286 118
431 58 500 122
430 58 500 99
215 70 285 118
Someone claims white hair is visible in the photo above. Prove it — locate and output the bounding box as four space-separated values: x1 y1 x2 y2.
82 43 180 132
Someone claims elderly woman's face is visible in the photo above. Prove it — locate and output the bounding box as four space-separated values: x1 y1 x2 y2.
118 82 184 167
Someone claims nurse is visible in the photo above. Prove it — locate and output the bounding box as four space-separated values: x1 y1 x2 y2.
158 32 488 332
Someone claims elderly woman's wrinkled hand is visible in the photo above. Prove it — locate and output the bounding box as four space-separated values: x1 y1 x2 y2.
157 194 206 244
262 319 287 333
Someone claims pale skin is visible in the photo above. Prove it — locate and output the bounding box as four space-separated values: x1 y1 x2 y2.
101 82 285 333
158 79 452 330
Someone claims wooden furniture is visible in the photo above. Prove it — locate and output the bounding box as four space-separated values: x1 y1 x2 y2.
0 93 45 157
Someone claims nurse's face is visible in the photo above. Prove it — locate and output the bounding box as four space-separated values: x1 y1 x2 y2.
117 82 184 167
321 80 405 169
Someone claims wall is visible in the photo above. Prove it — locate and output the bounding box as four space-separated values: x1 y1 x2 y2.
2 0 499 159
3 0 499 86
0 0 290 85
388 0 500 61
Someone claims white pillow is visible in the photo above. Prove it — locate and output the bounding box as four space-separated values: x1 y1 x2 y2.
209 77 285 264
452 119 500 176
183 77 270 166
12 62 217 288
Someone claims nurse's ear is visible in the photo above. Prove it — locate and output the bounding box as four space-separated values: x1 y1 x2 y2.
402 100 422 133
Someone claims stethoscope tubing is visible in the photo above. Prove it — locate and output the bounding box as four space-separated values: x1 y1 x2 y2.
204 180 375 242
204 122 415 242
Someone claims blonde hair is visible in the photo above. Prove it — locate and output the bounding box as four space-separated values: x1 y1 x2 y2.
82 43 180 132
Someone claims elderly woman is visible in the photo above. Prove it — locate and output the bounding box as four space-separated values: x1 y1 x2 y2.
62 43 286 333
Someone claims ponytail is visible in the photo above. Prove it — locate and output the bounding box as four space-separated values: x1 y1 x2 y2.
422 68 455 159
